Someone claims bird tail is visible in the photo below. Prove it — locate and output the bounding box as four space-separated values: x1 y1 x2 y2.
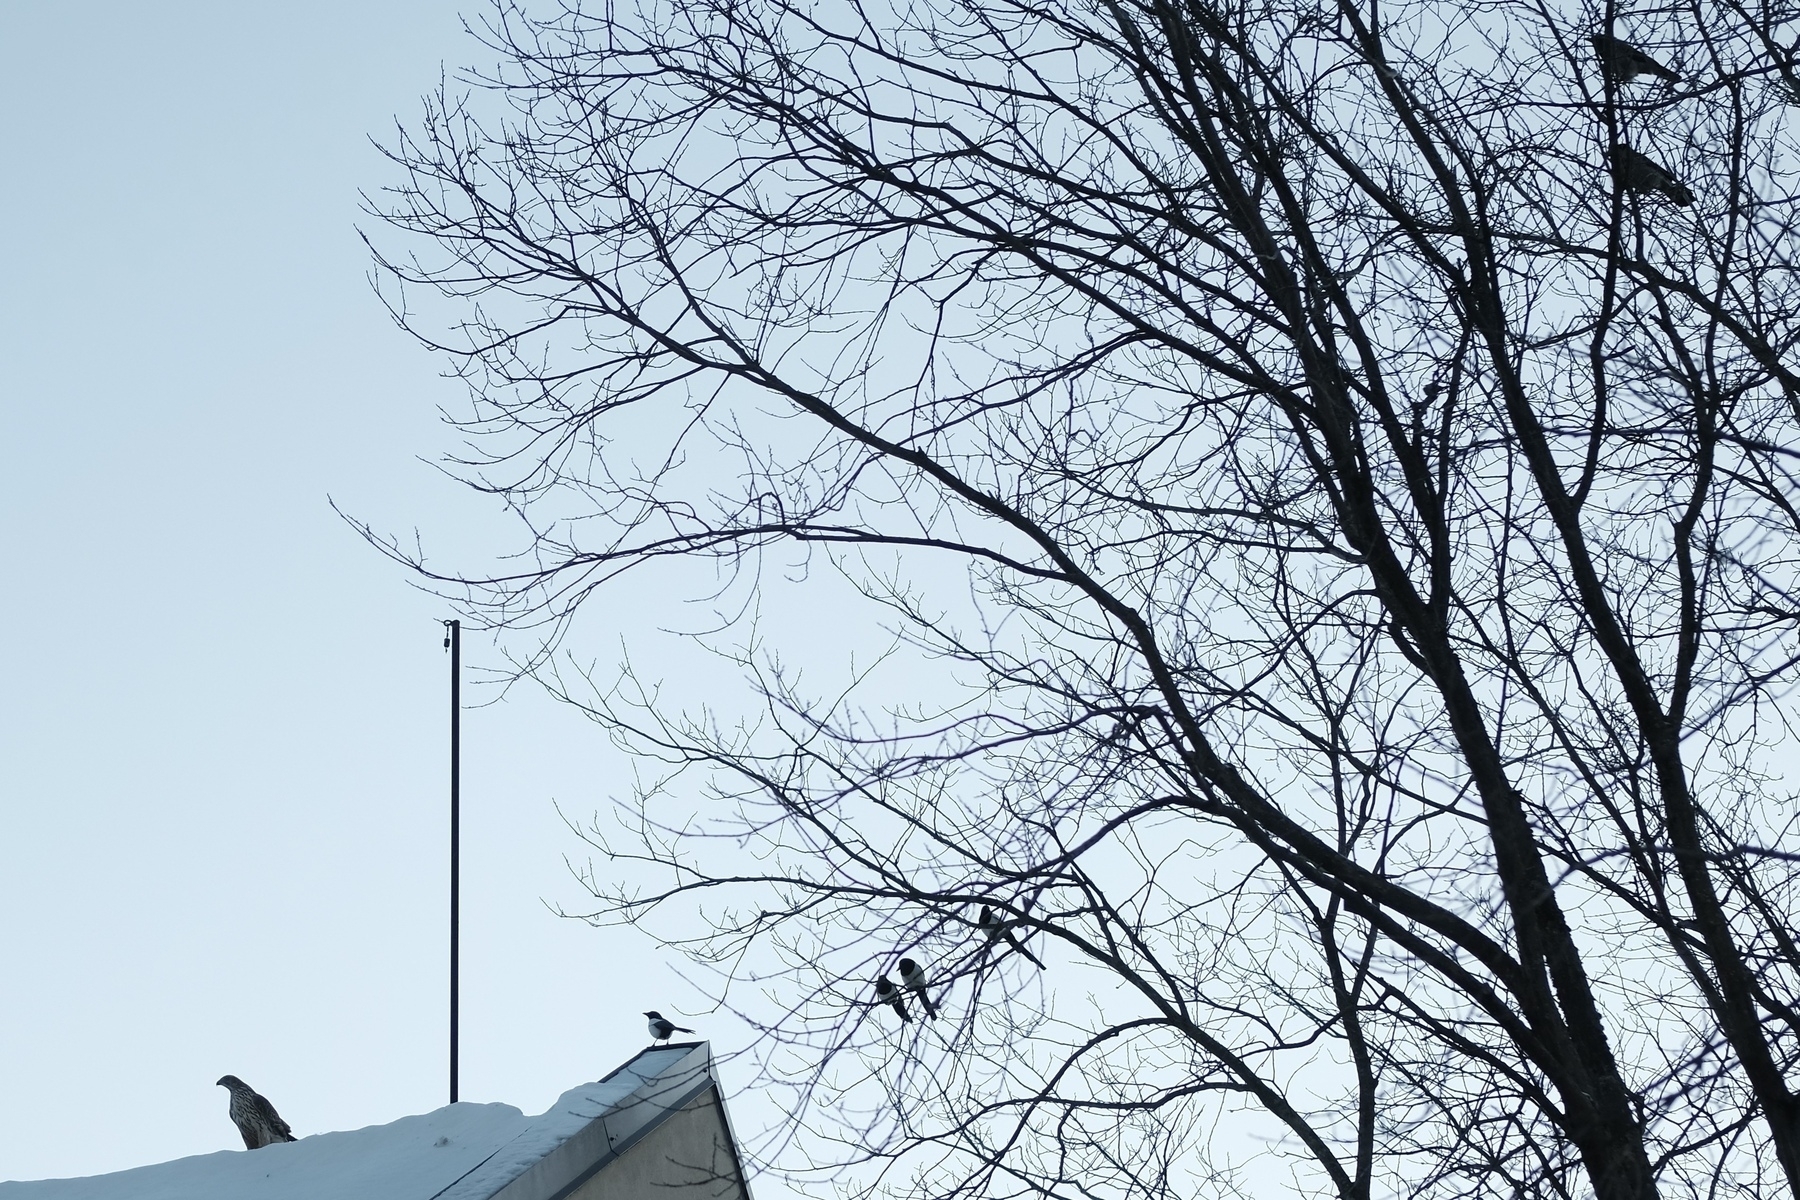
921 992 940 1019
673 1025 695 1033
1000 925 1048 970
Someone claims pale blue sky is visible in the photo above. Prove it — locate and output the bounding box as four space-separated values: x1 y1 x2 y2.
0 1 736 1184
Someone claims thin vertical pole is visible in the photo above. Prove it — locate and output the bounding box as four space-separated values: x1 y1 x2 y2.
445 619 461 1105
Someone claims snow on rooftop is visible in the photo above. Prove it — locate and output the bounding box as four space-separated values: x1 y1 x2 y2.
0 1045 707 1200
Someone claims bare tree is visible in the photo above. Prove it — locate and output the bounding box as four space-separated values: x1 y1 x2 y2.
364 0 1800 1197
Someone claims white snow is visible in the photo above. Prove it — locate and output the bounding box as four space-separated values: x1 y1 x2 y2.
0 1047 700 1200
435 1046 697 1200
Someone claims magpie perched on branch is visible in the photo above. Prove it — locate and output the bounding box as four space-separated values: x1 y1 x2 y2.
1590 33 1681 83
874 975 911 1022
979 904 1046 969
897 957 939 1018
644 1011 694 1043
1613 143 1695 206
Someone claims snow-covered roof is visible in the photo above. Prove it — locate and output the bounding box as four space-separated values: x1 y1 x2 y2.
0 1042 743 1200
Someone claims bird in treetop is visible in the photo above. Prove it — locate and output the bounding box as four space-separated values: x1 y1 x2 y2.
1590 34 1681 83
873 975 911 1023
897 957 939 1019
645 1011 695 1043
978 904 1046 970
1613 143 1695 206
216 1075 296 1150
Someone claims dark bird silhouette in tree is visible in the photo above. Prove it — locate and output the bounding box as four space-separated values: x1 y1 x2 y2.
1613 143 1695 205
897 957 939 1018
216 1075 296 1150
978 904 1045 969
644 1011 694 1043
873 975 911 1022
1591 34 1681 83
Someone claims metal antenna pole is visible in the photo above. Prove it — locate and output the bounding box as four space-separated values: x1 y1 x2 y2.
443 619 461 1105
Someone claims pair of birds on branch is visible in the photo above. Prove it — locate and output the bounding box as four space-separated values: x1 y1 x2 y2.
875 958 939 1023
872 905 1045 1024
1590 33 1695 207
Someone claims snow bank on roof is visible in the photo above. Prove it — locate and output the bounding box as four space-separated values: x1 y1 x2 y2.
438 1046 697 1200
0 1047 704 1200
0 1101 529 1200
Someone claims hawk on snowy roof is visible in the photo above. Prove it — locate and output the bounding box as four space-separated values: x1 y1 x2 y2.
216 1074 296 1149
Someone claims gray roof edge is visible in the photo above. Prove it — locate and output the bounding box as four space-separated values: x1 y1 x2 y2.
487 1042 719 1200
699 1056 756 1200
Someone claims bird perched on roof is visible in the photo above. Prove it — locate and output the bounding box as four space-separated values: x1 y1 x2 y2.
1613 143 1695 205
897 958 939 1018
978 904 1046 970
216 1075 296 1150
644 1011 694 1043
1591 34 1681 83
873 975 911 1023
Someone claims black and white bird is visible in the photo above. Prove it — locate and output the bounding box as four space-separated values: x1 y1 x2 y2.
978 904 1045 970
873 975 911 1023
216 1075 296 1150
896 957 939 1019
1590 34 1681 83
644 1010 694 1044
1613 143 1695 206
